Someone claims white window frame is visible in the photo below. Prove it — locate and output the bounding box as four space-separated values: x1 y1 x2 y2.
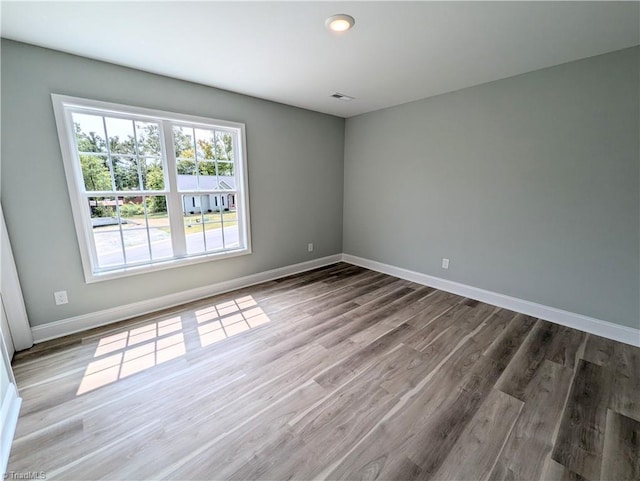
51 94 251 283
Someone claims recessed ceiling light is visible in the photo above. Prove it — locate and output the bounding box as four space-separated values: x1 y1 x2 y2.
325 14 355 33
331 93 354 101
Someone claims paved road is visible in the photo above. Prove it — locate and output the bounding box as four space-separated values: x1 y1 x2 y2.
96 225 240 267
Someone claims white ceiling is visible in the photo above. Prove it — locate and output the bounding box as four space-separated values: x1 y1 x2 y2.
1 1 638 118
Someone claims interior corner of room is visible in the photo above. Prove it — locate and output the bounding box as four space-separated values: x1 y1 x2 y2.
3 39 637 346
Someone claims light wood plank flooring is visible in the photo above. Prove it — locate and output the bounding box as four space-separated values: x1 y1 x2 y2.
8 263 640 480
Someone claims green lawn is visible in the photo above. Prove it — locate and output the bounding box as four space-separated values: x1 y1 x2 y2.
135 211 238 233
183 212 238 232
98 210 238 234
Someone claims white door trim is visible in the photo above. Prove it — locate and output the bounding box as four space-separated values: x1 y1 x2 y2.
0 204 33 351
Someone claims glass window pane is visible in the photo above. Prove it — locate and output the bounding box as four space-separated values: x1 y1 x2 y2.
217 161 234 178
222 207 239 249
183 194 200 216
176 160 197 180
173 126 195 159
174 126 196 190
227 195 237 212
185 224 205 255
80 155 112 191
113 156 140 191
89 197 119 229
198 174 216 191
118 196 145 224
215 131 233 161
73 113 107 153
146 195 168 218
141 157 164 190
199 160 216 177
146 196 172 260
123 229 151 264
195 128 214 161
185 231 205 254
151 235 173 260
106 117 136 154
135 121 161 156
204 214 223 252
222 224 239 249
93 231 124 267
184 196 205 254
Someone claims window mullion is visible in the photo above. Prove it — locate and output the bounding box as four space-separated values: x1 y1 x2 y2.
219 195 226 248
162 121 187 257
82 193 101 269
231 133 245 248
132 121 145 190
101 117 118 191
143 195 153 261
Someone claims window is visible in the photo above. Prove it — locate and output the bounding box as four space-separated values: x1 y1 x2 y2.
52 95 251 282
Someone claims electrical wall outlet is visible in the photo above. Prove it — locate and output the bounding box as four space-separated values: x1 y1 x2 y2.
308 243 314 252
441 258 450 269
54 290 68 305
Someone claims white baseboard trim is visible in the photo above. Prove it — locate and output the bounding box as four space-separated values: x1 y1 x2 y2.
342 254 640 348
31 254 342 343
1 383 22 477
30 252 639 348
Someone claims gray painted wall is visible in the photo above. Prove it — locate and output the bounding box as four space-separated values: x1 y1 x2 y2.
2 39 638 331
1 39 345 327
343 47 639 329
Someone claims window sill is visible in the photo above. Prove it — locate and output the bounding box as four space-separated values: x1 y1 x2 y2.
84 247 252 283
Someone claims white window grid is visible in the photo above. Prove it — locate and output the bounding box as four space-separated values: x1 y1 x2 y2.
52 94 251 282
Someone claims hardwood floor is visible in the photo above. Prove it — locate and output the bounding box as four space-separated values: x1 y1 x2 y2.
7 263 639 480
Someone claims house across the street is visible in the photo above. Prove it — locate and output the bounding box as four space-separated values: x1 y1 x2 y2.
179 175 236 214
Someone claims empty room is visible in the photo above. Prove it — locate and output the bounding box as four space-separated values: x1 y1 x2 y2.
1 1 638 480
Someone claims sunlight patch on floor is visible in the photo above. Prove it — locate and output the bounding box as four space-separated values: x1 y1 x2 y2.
77 317 185 395
196 295 271 347
76 295 270 395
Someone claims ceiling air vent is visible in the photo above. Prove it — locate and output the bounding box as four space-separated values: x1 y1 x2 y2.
331 93 354 101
